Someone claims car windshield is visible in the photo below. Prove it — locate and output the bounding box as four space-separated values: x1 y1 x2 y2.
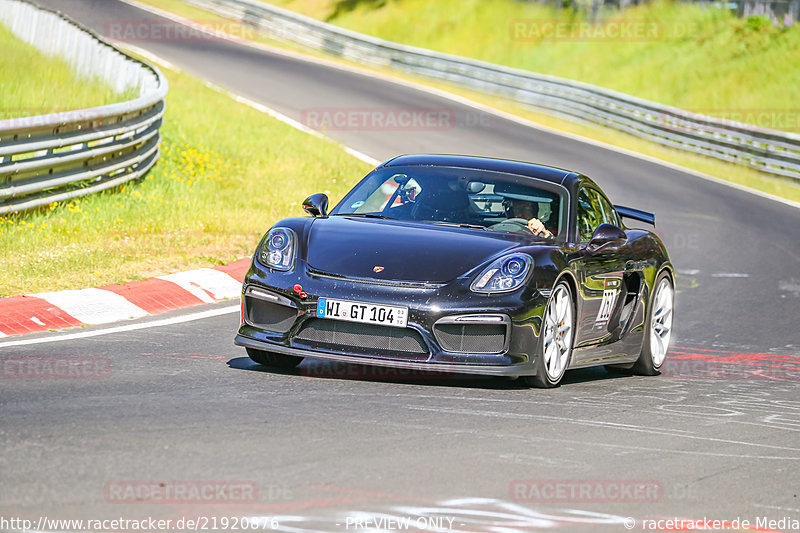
330 165 568 241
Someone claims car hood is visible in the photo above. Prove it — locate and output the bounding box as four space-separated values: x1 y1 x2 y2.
304 216 524 283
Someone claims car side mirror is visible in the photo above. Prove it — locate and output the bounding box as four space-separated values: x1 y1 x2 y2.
302 193 328 217
587 223 626 252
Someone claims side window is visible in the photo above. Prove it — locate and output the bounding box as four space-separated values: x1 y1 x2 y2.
577 188 604 242
594 191 620 227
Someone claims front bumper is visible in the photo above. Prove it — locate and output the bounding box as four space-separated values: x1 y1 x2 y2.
235 334 534 376
234 260 548 377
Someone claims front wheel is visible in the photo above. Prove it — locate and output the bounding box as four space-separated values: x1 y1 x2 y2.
524 281 575 388
246 347 304 369
632 272 674 375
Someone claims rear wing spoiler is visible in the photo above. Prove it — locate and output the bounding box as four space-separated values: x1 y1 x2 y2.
615 205 655 226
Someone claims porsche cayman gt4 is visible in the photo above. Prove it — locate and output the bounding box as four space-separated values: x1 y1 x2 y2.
234 154 674 387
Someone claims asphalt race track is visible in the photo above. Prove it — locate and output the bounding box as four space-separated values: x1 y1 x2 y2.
2 1 800 531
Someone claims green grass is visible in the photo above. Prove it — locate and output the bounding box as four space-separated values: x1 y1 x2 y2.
131 0 800 202
413 79 800 203
0 62 370 297
266 0 800 132
0 24 135 119
4 1 797 297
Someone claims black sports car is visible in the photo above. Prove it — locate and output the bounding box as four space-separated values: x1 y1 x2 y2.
235 155 674 387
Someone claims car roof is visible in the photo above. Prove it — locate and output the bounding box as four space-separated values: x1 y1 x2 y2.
381 154 582 186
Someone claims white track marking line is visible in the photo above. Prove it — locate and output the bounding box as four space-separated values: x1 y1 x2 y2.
119 0 800 210
779 279 800 297
122 43 177 71
347 417 799 460
31 288 148 324
203 84 380 166
408 405 800 453
677 270 752 278
343 147 379 165
0 305 239 348
377 391 800 434
119 43 378 166
754 504 800 513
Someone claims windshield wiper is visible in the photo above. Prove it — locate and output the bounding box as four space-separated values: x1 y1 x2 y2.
457 223 487 230
337 213 391 219
428 221 487 230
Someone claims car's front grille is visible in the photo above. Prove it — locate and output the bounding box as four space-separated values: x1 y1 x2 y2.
295 319 428 356
245 296 297 334
433 323 507 354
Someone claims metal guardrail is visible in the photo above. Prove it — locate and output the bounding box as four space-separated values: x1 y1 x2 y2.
736 0 798 25
185 0 800 182
0 0 168 215
523 0 799 26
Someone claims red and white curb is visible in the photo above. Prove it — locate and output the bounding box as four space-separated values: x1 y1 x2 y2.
0 258 249 337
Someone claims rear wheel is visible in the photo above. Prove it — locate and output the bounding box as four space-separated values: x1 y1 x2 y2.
246 347 304 369
524 281 575 388
632 272 674 375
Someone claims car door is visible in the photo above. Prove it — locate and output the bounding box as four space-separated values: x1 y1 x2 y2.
571 187 628 362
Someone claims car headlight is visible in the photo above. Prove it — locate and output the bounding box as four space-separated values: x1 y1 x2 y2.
258 228 296 271
470 253 533 293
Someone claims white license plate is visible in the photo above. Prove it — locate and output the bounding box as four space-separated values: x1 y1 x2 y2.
316 298 408 328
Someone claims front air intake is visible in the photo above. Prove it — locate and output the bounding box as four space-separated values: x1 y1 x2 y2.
433 323 507 354
244 295 298 333
296 319 428 357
